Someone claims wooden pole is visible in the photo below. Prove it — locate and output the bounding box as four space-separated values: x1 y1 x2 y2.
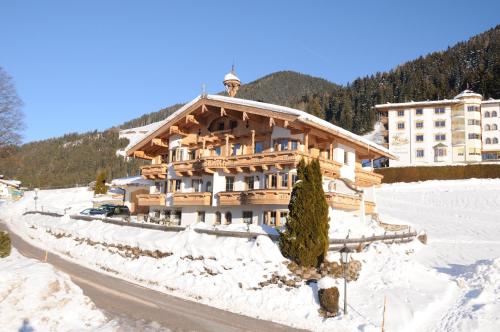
381 296 387 332
44 250 48 262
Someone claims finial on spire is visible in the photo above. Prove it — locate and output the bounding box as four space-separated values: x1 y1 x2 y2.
223 65 241 97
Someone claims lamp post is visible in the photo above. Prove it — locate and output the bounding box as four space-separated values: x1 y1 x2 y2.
34 188 39 211
339 245 354 315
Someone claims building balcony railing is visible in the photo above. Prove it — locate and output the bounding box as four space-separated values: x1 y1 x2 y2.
354 167 383 187
452 111 465 118
244 189 291 205
324 192 375 214
141 164 168 180
172 192 212 206
136 193 166 207
171 150 342 177
217 191 244 206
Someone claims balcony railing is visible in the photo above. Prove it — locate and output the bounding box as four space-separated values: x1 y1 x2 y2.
355 167 383 187
136 193 166 206
141 164 168 179
324 192 375 214
217 191 244 206
172 192 212 206
244 189 291 205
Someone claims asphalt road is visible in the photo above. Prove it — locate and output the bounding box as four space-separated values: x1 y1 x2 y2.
1 222 307 332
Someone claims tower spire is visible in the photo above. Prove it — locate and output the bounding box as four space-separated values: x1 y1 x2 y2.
223 65 241 97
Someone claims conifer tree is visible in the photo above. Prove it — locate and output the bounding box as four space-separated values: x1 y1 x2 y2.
279 158 330 267
94 170 108 195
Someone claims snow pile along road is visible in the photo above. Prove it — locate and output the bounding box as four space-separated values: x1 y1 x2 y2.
0 248 113 331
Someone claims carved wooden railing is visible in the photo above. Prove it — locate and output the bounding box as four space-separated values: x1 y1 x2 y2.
141 164 168 179
136 193 166 206
324 192 375 214
172 192 212 206
354 167 383 187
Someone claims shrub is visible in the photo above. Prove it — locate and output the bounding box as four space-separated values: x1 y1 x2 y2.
0 231 11 258
94 170 108 195
375 164 500 184
279 159 329 267
318 287 340 314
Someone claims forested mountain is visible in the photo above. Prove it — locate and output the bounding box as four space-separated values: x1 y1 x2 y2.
1 25 498 188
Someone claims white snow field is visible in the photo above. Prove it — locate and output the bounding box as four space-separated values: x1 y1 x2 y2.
0 179 498 331
0 248 113 331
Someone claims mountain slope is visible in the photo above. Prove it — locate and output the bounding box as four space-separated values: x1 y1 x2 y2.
1 25 499 188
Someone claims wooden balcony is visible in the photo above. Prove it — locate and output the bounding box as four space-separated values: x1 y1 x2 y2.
325 192 375 214
217 191 244 206
355 167 383 187
172 192 212 206
136 193 166 206
141 164 168 180
244 189 291 205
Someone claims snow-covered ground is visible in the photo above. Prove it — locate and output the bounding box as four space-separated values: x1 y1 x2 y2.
376 179 500 332
0 248 113 331
1 179 499 331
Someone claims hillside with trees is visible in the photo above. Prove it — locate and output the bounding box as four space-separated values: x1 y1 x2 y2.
0 25 498 188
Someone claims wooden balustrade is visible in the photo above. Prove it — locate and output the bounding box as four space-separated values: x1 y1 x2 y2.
354 167 383 187
141 164 168 179
136 193 166 206
324 192 375 213
217 191 244 206
243 189 291 205
172 192 212 206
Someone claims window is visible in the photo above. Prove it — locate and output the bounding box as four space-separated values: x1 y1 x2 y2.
280 211 288 225
254 141 264 154
243 211 253 224
486 138 492 144
468 119 480 125
214 146 222 156
225 211 232 225
225 177 234 191
397 122 405 130
468 148 481 156
291 174 299 186
485 124 491 131
197 211 205 223
435 108 445 114
485 111 491 118
291 140 299 150
232 143 241 156
416 149 425 158
344 151 349 165
265 211 277 226
415 121 424 129
267 174 277 189
436 148 447 157
230 120 238 129
169 179 181 193
415 134 424 142
280 173 288 188
273 138 289 151
217 121 225 131
493 111 498 117
244 176 254 190
493 124 498 130
155 182 161 193
215 211 221 225
188 149 196 160
468 133 481 140
173 211 182 225
435 134 446 141
192 179 201 192
397 110 405 117
205 181 212 193
435 120 446 128
416 108 423 115
494 138 499 144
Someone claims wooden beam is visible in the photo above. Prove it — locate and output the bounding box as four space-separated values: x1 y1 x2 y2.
220 107 227 117
133 151 154 160
275 163 283 170
242 112 249 121
186 114 199 125
235 167 243 173
284 120 289 128
249 165 256 172
151 138 168 148
204 168 215 174
269 117 275 127
202 104 208 113
262 164 268 171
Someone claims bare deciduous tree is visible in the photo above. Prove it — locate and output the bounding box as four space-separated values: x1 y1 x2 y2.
0 67 24 147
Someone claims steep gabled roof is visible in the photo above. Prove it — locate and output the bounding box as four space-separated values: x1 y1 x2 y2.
127 94 396 159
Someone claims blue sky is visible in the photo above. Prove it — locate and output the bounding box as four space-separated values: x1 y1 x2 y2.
1 1 499 143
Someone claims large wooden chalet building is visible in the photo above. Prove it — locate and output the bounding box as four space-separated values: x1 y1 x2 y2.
126 71 396 226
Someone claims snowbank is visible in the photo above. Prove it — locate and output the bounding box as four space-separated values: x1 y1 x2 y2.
0 186 463 331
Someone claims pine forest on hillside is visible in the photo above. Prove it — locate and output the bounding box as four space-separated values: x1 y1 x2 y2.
1 25 499 188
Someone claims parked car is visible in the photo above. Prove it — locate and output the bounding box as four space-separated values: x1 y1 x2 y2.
80 208 107 216
100 204 131 219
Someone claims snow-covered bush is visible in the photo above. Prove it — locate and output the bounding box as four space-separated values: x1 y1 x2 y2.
0 231 11 258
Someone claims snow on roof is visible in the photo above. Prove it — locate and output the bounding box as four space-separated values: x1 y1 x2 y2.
119 121 167 152
454 89 482 99
0 179 21 188
481 98 500 105
128 94 395 159
224 71 240 82
375 99 461 109
111 176 153 187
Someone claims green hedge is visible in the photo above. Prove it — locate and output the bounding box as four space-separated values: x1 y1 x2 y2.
375 164 500 184
0 231 11 258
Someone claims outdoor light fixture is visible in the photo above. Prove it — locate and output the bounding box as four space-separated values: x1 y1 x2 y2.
339 245 354 315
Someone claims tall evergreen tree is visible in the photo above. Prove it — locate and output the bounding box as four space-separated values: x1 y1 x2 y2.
279 158 329 267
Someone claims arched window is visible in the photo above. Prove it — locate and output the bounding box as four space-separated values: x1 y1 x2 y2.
485 124 491 131
225 212 232 224
493 111 498 117
493 124 498 131
485 111 491 118
215 211 221 225
494 138 499 144
486 138 492 144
